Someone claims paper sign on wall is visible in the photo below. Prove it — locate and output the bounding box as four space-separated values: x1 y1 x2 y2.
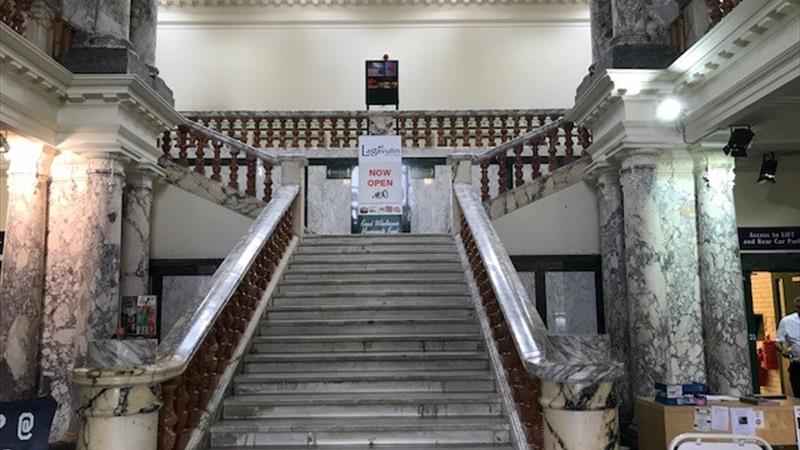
711 406 730 431
693 408 711 432
730 407 756 436
357 135 403 234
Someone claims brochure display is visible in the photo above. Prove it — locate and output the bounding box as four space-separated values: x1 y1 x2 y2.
357 135 403 234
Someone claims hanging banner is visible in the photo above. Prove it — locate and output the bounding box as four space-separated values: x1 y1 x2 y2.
358 135 402 234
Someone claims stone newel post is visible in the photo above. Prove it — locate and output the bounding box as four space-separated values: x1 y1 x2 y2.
0 139 55 401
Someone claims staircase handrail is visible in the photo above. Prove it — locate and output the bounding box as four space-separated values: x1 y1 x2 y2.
72 184 299 387
453 182 547 368
471 118 564 163
182 118 281 163
182 108 569 119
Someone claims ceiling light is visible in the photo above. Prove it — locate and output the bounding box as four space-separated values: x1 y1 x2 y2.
655 97 683 121
757 153 778 184
723 126 754 158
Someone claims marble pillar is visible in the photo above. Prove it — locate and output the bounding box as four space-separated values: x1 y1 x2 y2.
130 0 158 69
0 142 55 401
281 157 306 236
39 152 126 443
62 0 132 48
76 384 159 450
590 0 614 62
595 167 632 420
619 149 706 398
694 150 751 395
120 170 154 297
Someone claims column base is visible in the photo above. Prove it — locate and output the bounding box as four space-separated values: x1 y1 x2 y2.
76 384 160 450
544 407 619 450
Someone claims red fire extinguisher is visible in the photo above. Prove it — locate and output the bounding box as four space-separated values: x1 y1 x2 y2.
758 348 768 387
763 335 779 370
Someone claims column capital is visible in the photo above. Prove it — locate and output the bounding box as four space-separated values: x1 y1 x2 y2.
5 137 58 178
619 148 661 171
586 160 620 187
691 147 736 173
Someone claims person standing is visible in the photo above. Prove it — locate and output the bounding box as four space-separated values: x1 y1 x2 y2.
777 296 800 397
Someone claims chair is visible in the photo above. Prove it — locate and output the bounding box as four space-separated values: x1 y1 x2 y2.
668 433 773 450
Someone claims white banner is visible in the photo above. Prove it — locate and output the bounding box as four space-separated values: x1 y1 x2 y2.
358 135 402 215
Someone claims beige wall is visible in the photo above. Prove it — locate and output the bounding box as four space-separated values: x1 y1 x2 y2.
155 4 592 111
735 151 800 227
492 181 600 255
150 183 254 259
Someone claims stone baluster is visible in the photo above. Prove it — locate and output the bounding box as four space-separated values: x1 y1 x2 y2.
211 138 222 182
488 118 497 148
278 118 287 148
0 139 55 401
463 116 473 147
193 132 206 175
693 148 751 395
263 160 273 202
177 126 189 166
497 151 508 195
564 122 575 163
228 146 240 191
531 136 542 180
449 116 458 147
513 144 524 187
437 117 446 147
480 160 490 201
245 154 257 197
424 116 433 147
547 126 559 172
160 130 172 160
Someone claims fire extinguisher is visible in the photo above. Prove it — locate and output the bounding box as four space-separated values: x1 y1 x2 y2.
758 348 768 387
763 335 779 370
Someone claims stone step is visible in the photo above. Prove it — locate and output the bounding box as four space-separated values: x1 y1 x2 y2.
297 245 456 256
222 392 503 419
209 444 514 450
209 417 510 447
276 284 468 297
291 253 461 264
260 319 480 336
250 334 483 353
266 306 475 321
286 263 464 274
302 234 453 245
271 296 470 308
281 273 466 283
242 351 489 373
233 370 497 395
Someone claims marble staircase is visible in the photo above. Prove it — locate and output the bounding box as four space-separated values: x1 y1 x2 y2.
208 233 516 450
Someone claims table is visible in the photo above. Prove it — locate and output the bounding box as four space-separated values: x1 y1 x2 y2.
635 396 800 449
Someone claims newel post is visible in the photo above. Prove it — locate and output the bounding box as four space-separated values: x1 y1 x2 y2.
280 156 307 237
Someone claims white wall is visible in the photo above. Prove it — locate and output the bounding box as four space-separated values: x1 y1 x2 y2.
492 181 599 255
156 4 591 111
735 151 800 227
150 183 254 259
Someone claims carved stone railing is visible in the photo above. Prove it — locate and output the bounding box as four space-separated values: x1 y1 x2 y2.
470 119 591 202
160 121 281 202
180 109 570 149
0 0 31 34
451 176 623 450
0 1 72 58
73 184 303 450
672 0 746 52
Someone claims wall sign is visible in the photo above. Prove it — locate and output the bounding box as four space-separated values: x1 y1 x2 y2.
738 227 800 251
0 396 57 450
358 135 402 234
366 59 398 109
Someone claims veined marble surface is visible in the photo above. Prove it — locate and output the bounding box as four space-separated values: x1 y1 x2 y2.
0 150 52 401
307 165 351 235
120 174 153 296
159 158 266 219
130 0 158 66
40 153 126 443
87 339 157 368
694 152 751 395
595 167 633 420
620 151 706 398
161 275 213 337
410 165 451 233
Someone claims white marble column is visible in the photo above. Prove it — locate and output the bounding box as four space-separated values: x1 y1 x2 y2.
0 141 55 401
120 170 155 297
694 149 751 395
619 149 706 398
594 165 632 420
130 0 158 68
39 152 126 443
541 380 619 449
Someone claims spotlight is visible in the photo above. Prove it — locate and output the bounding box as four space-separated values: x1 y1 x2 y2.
656 97 683 121
757 153 778 184
723 126 754 157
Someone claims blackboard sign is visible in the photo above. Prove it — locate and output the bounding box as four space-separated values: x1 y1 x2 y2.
738 227 800 251
366 59 398 108
0 396 57 450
